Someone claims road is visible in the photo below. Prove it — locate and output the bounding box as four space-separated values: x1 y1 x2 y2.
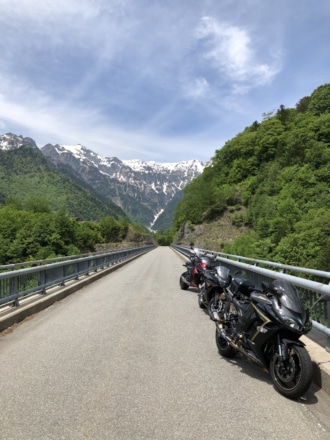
1 247 330 440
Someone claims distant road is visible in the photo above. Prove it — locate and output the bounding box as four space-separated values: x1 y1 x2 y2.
1 247 330 440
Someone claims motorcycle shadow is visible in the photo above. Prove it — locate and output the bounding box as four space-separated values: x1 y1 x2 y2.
297 382 320 404
219 350 272 384
217 351 320 404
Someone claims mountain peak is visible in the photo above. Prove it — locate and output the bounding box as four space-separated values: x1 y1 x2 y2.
122 158 206 175
0 133 38 151
42 142 207 229
1 133 207 229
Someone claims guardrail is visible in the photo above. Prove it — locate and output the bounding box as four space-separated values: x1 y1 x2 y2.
0 245 155 310
172 244 330 352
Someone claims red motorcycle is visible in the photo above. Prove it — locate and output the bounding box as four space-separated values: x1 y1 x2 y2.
179 248 214 290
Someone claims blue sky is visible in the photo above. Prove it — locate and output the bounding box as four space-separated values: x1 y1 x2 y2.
0 0 329 163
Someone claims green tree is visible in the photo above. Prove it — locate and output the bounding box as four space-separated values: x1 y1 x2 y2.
308 83 330 116
54 210 76 246
25 197 51 213
155 228 175 246
75 222 102 252
296 96 311 113
172 82 330 270
99 216 122 242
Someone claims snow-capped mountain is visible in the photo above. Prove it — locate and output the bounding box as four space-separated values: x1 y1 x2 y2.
0 133 206 229
41 142 207 229
0 133 39 151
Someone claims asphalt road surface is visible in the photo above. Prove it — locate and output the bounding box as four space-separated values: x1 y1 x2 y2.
1 247 330 440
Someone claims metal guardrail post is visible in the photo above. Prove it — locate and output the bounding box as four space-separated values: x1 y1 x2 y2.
10 276 19 306
327 283 330 351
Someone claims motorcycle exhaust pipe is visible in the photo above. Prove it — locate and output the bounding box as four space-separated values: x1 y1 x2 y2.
217 327 266 369
216 325 234 345
219 330 237 349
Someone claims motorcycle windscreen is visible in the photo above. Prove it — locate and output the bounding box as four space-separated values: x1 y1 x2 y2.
271 280 306 315
214 266 231 287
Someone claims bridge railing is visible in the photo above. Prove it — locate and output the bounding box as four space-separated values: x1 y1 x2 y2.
0 245 155 310
172 244 330 352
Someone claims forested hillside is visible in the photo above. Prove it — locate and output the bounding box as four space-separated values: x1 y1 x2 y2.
173 83 330 271
0 203 150 264
0 145 128 221
0 145 155 263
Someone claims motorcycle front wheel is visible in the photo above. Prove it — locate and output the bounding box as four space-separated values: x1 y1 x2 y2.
269 344 313 399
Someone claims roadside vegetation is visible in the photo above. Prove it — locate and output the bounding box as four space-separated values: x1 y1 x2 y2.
0 144 127 221
0 198 152 264
173 83 330 271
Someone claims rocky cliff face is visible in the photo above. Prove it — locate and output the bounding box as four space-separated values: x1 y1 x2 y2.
41 143 206 229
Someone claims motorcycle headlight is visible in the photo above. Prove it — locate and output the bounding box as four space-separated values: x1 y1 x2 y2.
283 318 301 331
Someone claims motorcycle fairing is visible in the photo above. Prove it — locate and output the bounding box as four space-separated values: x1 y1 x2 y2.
250 301 272 342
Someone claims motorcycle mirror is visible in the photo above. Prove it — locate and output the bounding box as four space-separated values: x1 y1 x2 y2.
261 281 282 297
272 288 283 297
311 294 330 309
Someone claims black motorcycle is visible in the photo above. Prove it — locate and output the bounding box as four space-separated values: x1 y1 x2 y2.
179 248 215 291
215 277 314 399
198 265 232 320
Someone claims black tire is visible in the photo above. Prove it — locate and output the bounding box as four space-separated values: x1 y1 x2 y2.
215 328 237 358
269 344 313 399
179 272 189 290
198 294 206 309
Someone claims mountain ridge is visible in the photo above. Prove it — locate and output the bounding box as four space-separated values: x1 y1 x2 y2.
0 133 207 229
41 142 206 229
0 142 128 221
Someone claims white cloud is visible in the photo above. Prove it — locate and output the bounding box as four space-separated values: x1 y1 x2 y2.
0 0 130 65
0 1 329 163
196 16 281 90
0 75 217 162
183 77 210 100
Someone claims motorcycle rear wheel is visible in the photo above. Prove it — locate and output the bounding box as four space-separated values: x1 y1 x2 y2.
215 329 237 358
269 345 313 399
179 272 189 290
198 294 206 309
